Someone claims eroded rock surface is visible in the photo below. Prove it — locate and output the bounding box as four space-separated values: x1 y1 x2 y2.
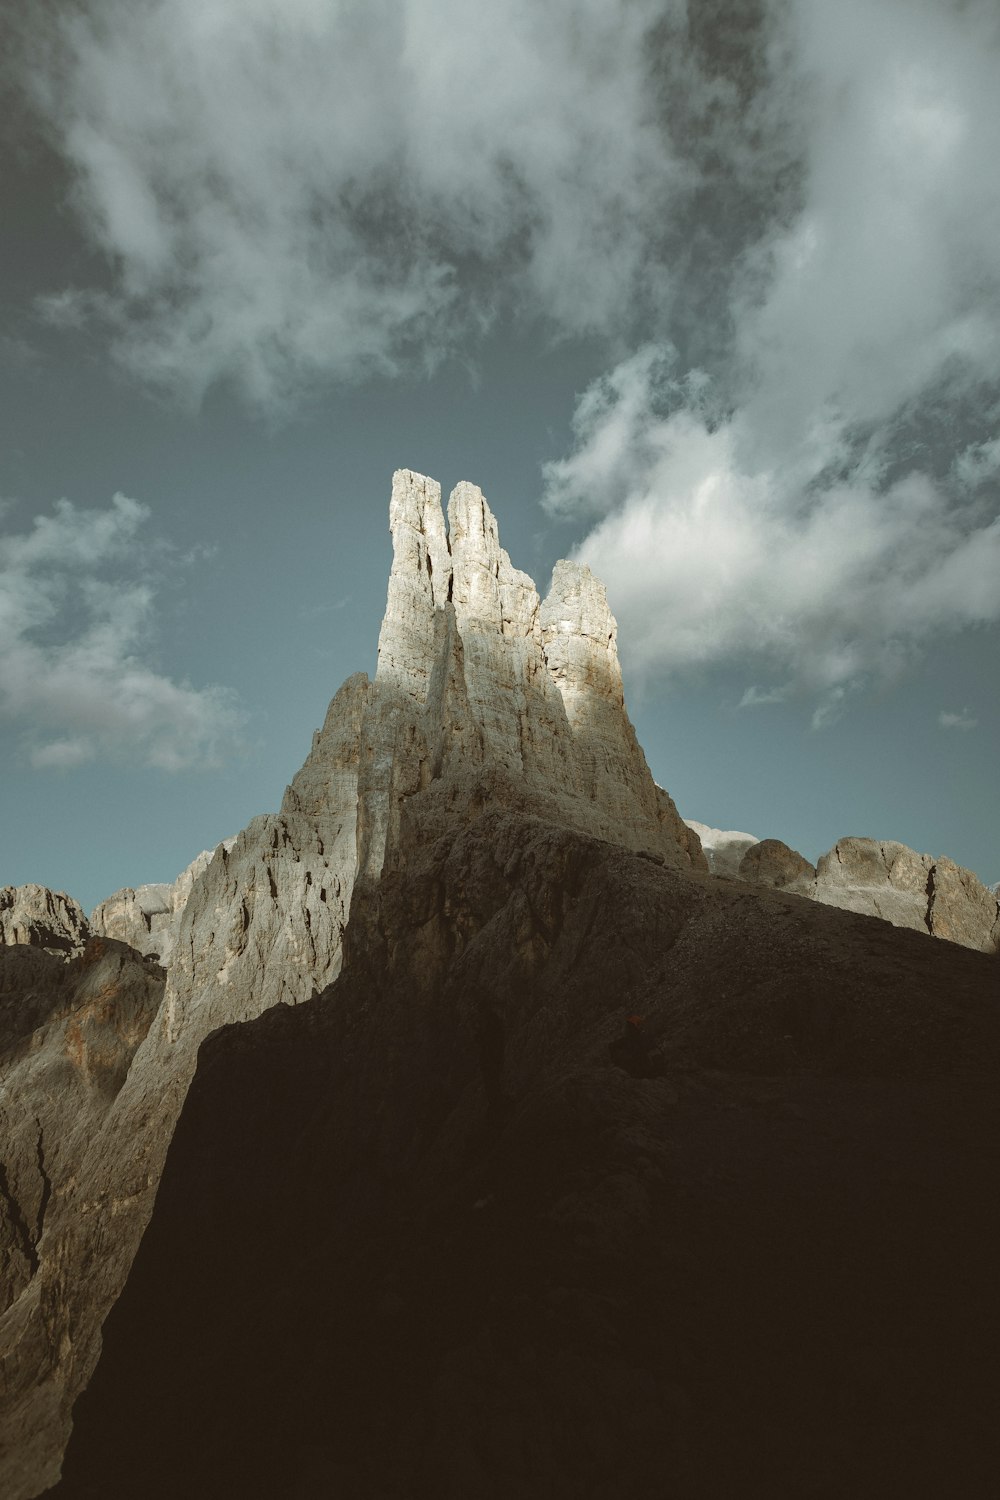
692 819 1000 952
89 849 224 967
0 888 89 959
800 837 1000 953
0 937 163 1487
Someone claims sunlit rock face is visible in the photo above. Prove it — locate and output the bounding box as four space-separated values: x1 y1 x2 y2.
89 847 229 967
691 819 1000 954
0 887 89 958
804 838 1000 953
356 471 704 886
0 470 701 1499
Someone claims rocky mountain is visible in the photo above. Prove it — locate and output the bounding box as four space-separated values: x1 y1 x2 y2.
689 822 1000 953
0 888 89 958
88 847 229 966
0 934 164 1488
2 470 997 1498
0 471 701 1498
54 809 1000 1500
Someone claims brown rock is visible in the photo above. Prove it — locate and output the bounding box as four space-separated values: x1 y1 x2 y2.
738 839 815 889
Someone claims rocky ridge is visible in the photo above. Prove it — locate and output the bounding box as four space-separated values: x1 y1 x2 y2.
690 821 1000 953
0 889 89 959
55 809 1000 1499
0 470 701 1498
88 847 231 967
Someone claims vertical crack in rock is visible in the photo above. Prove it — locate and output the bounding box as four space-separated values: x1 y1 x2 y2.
925 862 938 935
33 1123 51 1256
0 1157 38 1280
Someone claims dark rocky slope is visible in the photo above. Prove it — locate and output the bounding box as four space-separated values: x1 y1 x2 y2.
55 812 999 1499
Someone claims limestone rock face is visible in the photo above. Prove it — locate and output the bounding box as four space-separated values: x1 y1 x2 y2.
798 837 1000 953
2 469 702 1498
89 848 223 967
738 839 815 889
356 471 704 885
0 937 164 1489
690 821 999 953
0 887 89 958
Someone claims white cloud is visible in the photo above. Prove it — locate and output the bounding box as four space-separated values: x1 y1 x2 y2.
939 709 978 732
16 0 690 406
739 685 789 710
543 0 1000 712
0 494 246 770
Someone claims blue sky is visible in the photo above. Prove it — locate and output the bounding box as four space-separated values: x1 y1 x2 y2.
2 0 998 911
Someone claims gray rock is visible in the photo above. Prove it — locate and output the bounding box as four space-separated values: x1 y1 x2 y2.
89 848 224 966
800 837 1000 954
0 937 163 1490
691 823 999 954
0 886 89 958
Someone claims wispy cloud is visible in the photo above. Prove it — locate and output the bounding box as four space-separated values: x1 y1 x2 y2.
0 494 246 770
939 708 978 732
739 685 790 710
14 0 693 407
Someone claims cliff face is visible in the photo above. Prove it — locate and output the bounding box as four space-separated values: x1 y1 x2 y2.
88 848 228 967
0 936 164 1489
352 471 702 885
0 888 89 959
0 471 701 1499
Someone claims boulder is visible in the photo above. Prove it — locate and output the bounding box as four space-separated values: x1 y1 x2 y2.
738 838 815 889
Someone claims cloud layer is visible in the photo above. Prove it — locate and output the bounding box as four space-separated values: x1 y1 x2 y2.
544 0 1000 715
12 0 1000 718
18 0 690 404
0 494 245 770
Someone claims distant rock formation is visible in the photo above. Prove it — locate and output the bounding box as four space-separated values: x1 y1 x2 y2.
0 470 703 1499
0 886 89 958
804 837 1000 953
89 848 228 966
693 819 1000 954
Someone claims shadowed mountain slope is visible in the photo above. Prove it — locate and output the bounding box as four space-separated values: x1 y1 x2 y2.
55 811 1000 1499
